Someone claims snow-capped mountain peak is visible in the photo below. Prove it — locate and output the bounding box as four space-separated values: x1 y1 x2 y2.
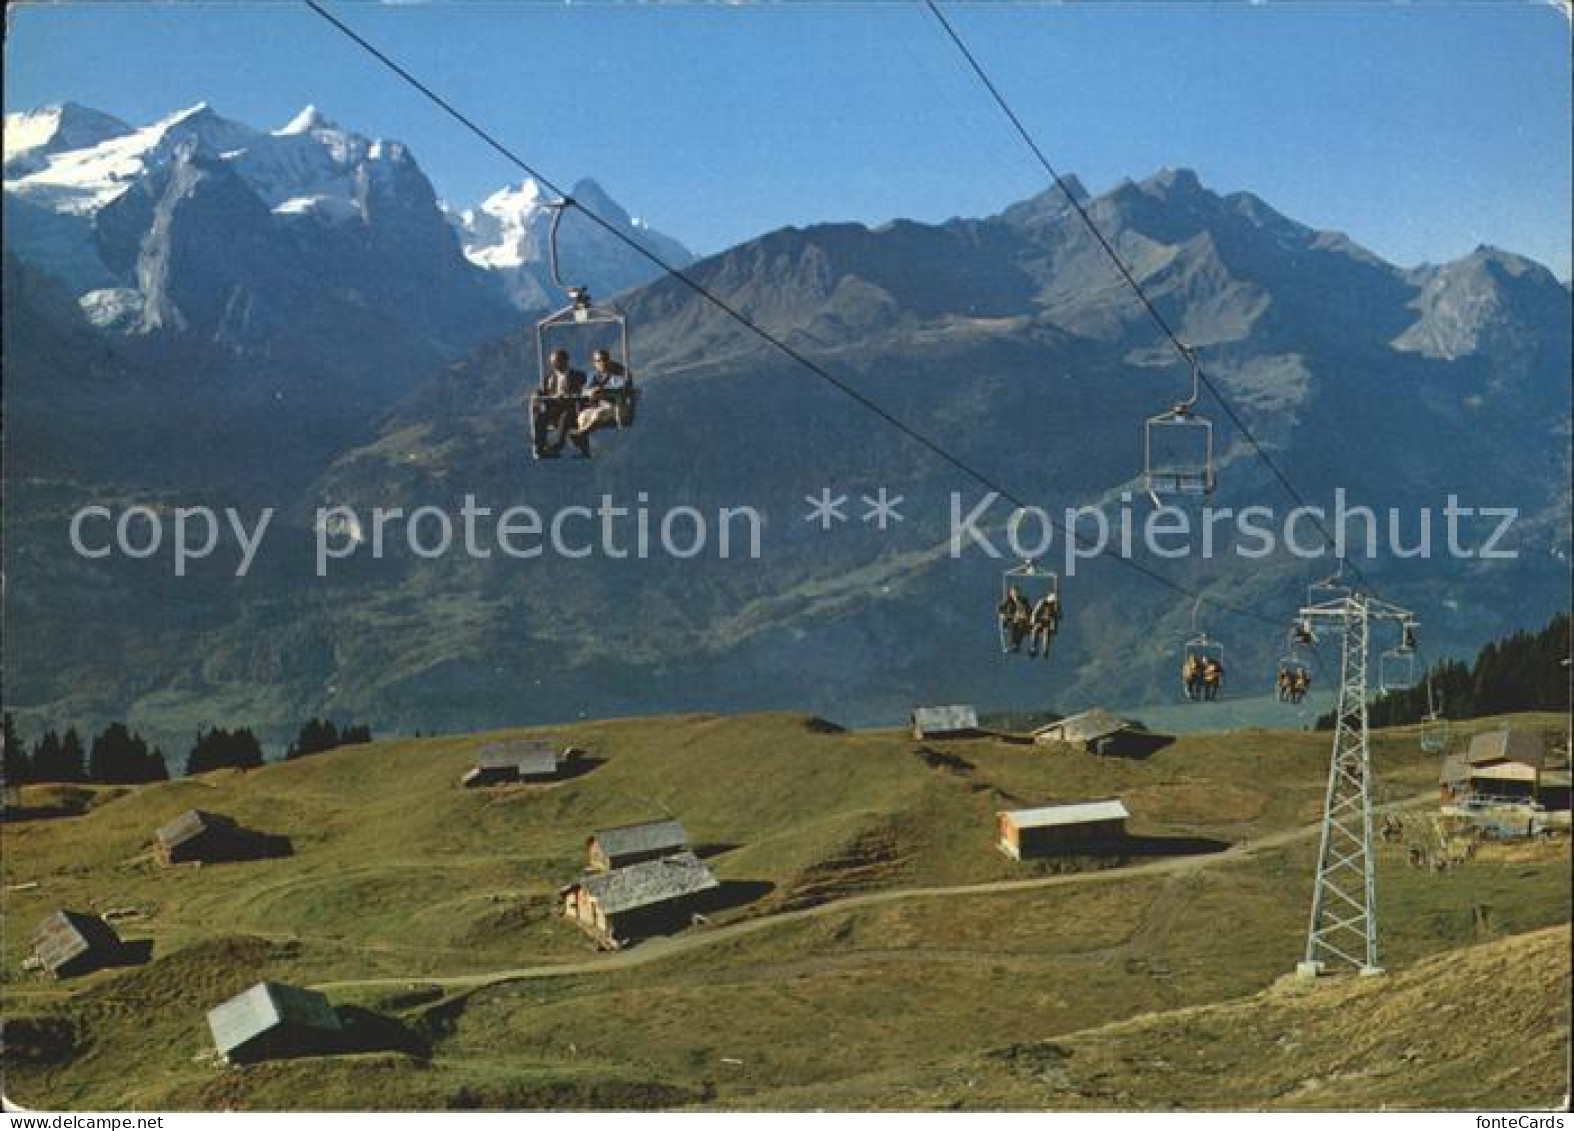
275 104 339 137
458 178 553 269
448 173 693 309
2 102 133 177
5 100 692 318
5 101 259 214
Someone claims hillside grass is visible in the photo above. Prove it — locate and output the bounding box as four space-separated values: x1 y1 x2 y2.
3 710 1568 1109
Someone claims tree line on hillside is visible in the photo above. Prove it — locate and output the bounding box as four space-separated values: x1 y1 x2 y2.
1317 612 1570 730
2 715 374 785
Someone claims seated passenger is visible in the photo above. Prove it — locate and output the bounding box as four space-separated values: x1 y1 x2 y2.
1028 593 1059 659
1291 667 1310 703
998 586 1030 653
1182 654 1201 700
1203 657 1224 701
533 348 587 458
569 349 636 455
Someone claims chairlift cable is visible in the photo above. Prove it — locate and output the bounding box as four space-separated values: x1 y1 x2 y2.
923 0 1378 593
303 0 1288 629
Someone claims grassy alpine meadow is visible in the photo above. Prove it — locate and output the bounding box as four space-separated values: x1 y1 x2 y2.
2 711 1568 1109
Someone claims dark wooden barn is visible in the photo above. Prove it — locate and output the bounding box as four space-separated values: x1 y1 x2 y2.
29 910 124 979
207 981 344 1064
560 851 720 949
911 705 980 740
460 739 572 788
155 809 287 865
586 818 688 871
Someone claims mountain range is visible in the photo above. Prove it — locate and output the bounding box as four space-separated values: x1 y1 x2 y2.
3 102 1569 756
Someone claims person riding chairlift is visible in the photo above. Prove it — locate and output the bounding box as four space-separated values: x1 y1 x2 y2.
567 348 635 456
533 348 587 458
998 586 1030 654
1202 656 1224 701
1028 592 1059 659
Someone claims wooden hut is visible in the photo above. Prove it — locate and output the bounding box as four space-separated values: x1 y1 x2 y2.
586 818 688 871
460 739 570 788
911 705 979 740
560 851 720 949
1033 708 1137 755
29 910 123 979
207 981 344 1064
155 809 286 865
997 799 1129 859
1462 730 1568 807
459 742 566 786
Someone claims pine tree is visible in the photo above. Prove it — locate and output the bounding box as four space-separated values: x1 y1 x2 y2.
3 713 30 787
284 719 372 760
31 728 85 782
1319 612 1570 729
89 723 170 784
186 726 265 775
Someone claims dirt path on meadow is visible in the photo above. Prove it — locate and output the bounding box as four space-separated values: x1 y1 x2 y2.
310 791 1438 994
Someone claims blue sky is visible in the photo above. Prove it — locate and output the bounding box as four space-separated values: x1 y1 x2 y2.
6 2 1571 276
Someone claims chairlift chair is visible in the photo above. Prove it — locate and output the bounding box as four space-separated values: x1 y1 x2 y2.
998 560 1060 657
529 201 640 459
1306 562 1352 609
1180 632 1226 702
1143 346 1215 503
1419 684 1449 753
1275 626 1314 704
1144 405 1216 500
1378 619 1420 694
1420 710 1450 754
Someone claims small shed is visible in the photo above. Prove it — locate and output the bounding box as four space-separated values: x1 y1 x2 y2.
207 981 344 1064
155 809 285 865
29 910 123 978
1032 708 1134 754
460 739 572 788
587 818 688 871
561 851 720 949
997 799 1130 859
911 705 979 740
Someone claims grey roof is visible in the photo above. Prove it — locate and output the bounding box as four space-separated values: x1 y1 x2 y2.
156 809 239 850
29 910 121 973
1033 707 1129 743
208 981 342 1058
579 851 719 915
1466 730 1546 769
476 739 559 775
1438 750 1471 786
911 705 979 734
1002 799 1130 829
593 818 688 860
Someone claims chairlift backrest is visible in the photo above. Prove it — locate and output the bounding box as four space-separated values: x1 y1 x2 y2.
1144 408 1216 498
1379 647 1417 693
